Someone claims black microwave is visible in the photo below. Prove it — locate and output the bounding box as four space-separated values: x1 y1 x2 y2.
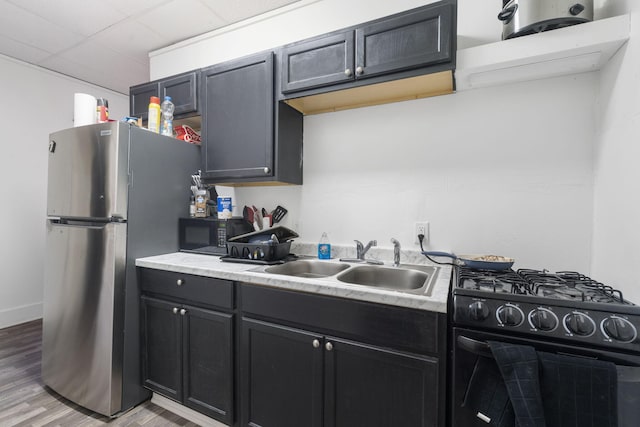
179 217 253 255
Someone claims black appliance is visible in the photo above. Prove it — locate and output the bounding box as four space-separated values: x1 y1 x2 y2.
450 267 640 427
179 217 253 255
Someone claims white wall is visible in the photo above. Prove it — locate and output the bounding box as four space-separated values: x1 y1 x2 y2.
592 0 640 303
0 54 128 328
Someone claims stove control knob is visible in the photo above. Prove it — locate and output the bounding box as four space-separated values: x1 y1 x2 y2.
496 304 524 327
528 308 558 331
564 312 596 336
468 301 490 321
602 316 637 343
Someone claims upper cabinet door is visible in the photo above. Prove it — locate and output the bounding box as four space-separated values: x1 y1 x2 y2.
200 52 275 182
355 2 454 79
280 31 355 94
130 82 159 121
160 71 198 116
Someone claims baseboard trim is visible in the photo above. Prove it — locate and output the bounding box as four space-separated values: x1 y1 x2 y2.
151 393 228 427
0 302 42 330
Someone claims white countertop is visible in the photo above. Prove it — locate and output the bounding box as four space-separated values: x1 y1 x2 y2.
136 247 452 313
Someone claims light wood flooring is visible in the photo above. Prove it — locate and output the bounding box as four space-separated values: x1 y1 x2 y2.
0 319 198 426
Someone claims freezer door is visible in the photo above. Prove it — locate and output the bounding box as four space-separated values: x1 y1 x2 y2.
42 219 127 416
47 122 129 219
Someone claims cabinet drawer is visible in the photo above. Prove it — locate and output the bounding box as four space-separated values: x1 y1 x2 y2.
240 283 443 355
140 268 233 310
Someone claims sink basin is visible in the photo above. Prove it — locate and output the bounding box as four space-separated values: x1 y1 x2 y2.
265 260 350 279
337 264 437 294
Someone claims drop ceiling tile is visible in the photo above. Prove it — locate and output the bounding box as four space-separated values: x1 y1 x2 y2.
0 1 84 53
90 20 170 60
200 0 301 23
0 33 51 64
6 0 126 37
40 41 149 93
107 0 174 18
136 0 227 45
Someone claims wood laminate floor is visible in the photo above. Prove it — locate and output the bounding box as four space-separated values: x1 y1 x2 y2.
0 319 198 427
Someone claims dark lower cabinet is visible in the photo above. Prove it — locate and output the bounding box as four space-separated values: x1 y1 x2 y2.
241 317 440 427
241 318 323 427
324 337 439 427
141 295 234 424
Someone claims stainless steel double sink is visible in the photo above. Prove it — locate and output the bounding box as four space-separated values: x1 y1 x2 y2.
253 259 439 295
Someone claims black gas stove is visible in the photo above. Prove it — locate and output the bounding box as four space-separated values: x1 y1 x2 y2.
452 266 640 352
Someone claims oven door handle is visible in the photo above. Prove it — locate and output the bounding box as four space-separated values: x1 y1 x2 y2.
457 335 494 358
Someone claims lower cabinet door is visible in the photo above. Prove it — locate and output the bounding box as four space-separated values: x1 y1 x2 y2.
324 337 441 427
241 318 324 427
182 305 234 424
141 296 182 401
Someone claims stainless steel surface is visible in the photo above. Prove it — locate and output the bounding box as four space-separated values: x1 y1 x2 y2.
355 239 377 260
47 123 128 220
173 307 179 314
265 260 350 278
345 68 352 76
258 259 439 295
391 238 401 267
312 339 320 348
337 264 438 295
43 123 201 417
179 309 187 316
325 342 333 351
500 0 593 40
356 66 364 75
176 279 184 286
263 167 270 174
42 220 127 416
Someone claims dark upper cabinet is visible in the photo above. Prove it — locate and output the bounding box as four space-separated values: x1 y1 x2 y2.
129 71 199 121
200 51 303 185
129 82 158 121
160 71 198 116
280 31 355 94
279 0 454 97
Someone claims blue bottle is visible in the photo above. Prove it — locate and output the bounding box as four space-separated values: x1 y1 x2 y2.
318 232 331 259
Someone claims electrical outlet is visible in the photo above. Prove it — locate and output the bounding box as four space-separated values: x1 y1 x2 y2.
414 222 429 245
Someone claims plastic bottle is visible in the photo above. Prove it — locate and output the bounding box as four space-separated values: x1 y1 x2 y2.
189 195 196 217
318 232 331 259
148 96 161 133
160 96 175 137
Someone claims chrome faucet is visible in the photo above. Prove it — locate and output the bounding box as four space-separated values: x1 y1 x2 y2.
355 240 377 260
391 238 401 267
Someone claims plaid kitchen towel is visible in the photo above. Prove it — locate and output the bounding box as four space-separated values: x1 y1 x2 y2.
538 351 617 427
488 341 546 427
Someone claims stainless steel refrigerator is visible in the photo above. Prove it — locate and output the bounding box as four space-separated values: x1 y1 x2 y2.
42 122 200 416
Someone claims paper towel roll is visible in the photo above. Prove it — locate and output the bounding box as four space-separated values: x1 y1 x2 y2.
74 93 97 127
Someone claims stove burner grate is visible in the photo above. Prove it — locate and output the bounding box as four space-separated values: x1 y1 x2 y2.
517 269 630 305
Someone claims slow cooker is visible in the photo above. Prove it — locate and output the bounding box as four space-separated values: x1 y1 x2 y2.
498 0 594 40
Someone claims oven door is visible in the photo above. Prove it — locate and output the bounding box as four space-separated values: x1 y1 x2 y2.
451 327 640 427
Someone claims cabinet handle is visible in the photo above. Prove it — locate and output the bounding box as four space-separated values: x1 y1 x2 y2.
263 167 271 174
355 66 364 76
176 279 184 286
312 339 320 348
344 68 352 77
325 342 333 351
179 308 187 316
172 307 179 314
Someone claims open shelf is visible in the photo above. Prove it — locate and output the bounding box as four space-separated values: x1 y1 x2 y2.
455 14 631 91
